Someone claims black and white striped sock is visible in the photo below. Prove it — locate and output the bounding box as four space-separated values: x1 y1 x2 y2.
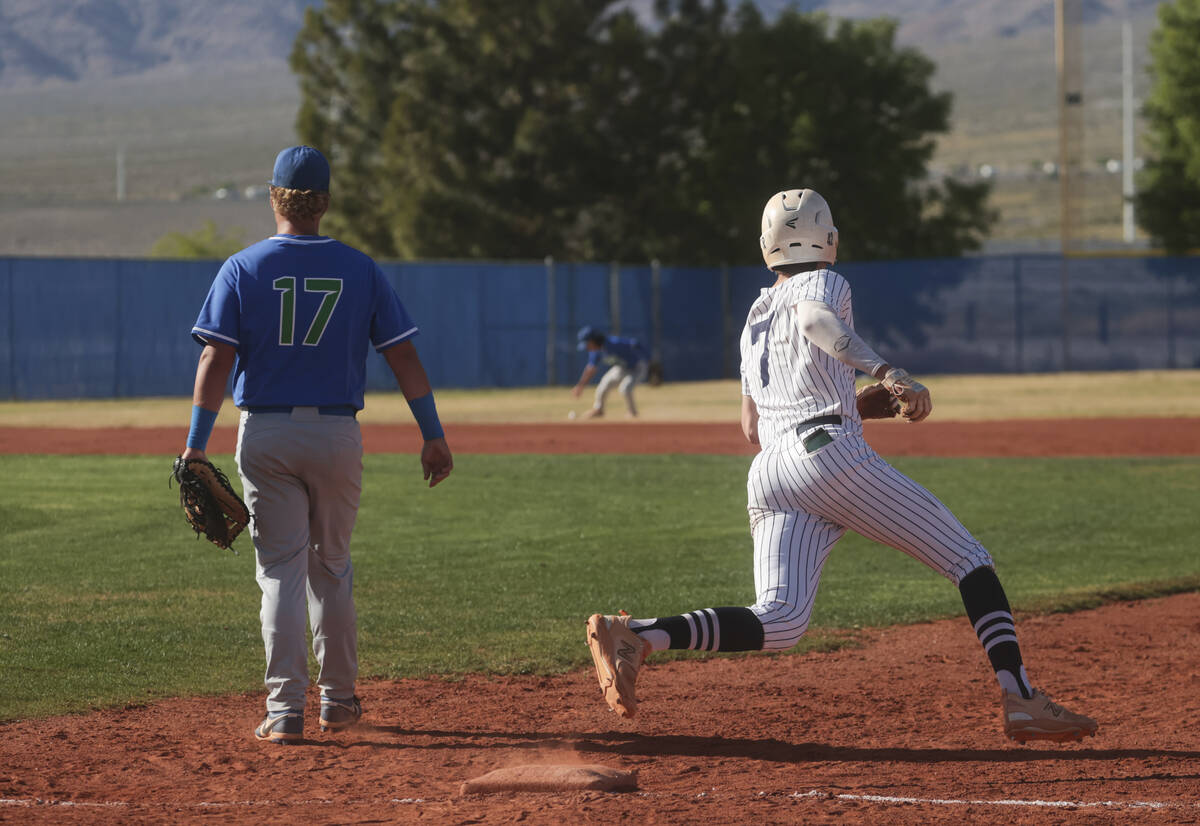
959 566 1033 699
629 607 764 653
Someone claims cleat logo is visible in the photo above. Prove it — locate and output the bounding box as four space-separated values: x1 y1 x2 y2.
617 640 637 663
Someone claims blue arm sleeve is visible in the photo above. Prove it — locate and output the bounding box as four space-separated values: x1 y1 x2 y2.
407 392 444 440
186 405 219 450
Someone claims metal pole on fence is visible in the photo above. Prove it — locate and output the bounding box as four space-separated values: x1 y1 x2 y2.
1060 258 1072 371
545 255 556 385
6 261 15 399
650 259 662 363
113 264 123 398
1013 257 1024 373
1166 276 1176 369
721 263 731 378
609 261 621 335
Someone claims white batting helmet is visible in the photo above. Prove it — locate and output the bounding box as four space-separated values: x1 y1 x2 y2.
759 188 838 268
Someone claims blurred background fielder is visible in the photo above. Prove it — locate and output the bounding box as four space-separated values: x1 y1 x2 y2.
571 326 652 419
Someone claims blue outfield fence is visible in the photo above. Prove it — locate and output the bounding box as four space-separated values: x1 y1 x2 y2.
1 254 1198 400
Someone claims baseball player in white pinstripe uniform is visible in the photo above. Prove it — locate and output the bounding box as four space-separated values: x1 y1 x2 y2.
587 189 1097 744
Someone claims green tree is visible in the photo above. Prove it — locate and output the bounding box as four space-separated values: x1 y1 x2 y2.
291 1 414 257
291 0 624 259
378 0 634 260
149 221 246 259
1136 0 1200 254
628 3 994 266
290 0 993 268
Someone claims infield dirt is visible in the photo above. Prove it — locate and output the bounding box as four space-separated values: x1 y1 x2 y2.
3 593 1198 824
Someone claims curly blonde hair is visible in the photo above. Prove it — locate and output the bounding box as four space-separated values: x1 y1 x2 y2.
269 185 330 222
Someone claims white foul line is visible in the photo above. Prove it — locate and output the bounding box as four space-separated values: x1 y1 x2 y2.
791 790 1195 811
0 797 426 809
3 791 1195 812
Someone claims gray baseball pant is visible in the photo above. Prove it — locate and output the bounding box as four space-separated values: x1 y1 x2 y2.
593 360 649 415
236 407 364 714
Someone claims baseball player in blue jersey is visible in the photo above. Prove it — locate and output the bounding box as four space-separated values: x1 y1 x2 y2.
572 326 651 418
182 146 453 745
587 188 1097 744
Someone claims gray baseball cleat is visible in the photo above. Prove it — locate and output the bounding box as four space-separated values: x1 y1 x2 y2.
254 712 304 744
319 696 363 733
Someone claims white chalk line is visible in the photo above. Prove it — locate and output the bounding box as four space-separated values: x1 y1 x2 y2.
5 790 1196 812
789 790 1198 811
0 797 425 809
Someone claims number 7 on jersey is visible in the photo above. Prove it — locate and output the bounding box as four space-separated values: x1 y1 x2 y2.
749 313 774 387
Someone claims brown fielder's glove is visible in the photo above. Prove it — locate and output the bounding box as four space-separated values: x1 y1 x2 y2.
856 382 901 419
170 456 250 552
646 360 664 387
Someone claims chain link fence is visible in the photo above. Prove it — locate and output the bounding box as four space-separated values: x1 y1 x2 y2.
2 254 1197 399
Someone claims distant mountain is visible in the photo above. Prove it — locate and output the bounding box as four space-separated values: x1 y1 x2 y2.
0 0 315 88
0 0 1169 89
0 0 1175 254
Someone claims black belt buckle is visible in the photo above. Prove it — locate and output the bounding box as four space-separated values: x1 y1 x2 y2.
795 414 841 431
318 406 357 418
802 428 834 453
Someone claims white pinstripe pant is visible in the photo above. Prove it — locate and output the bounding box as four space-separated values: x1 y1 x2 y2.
746 426 993 650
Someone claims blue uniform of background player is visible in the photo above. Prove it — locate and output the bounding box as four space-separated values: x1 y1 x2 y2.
571 326 651 419
181 146 453 744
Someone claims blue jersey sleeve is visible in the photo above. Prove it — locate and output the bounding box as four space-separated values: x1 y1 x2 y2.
191 259 241 347
587 349 602 367
370 265 419 351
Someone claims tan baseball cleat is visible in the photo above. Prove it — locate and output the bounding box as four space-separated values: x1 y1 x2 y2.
586 613 651 719
1002 688 1098 744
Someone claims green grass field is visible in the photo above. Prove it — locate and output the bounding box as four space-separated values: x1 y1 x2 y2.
1 452 1197 723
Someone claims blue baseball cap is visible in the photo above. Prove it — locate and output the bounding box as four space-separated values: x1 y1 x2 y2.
270 146 330 192
577 325 601 350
